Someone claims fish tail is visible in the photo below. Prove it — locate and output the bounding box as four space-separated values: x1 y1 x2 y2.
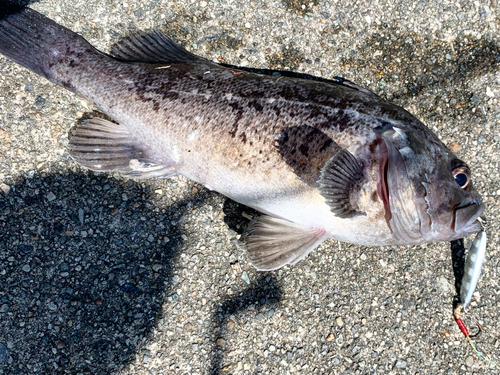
0 4 98 85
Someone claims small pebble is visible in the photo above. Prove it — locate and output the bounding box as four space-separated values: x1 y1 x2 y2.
46 192 56 202
47 302 57 311
241 271 250 284
465 355 474 367
216 338 226 347
0 343 6 364
0 183 10 195
152 264 163 272
437 276 450 293
326 333 335 341
449 142 462 153
336 317 344 327
22 264 31 272
395 359 407 369
55 340 65 349
34 96 46 108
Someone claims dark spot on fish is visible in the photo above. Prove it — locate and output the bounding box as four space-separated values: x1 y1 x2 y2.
229 101 243 112
326 109 352 129
162 91 179 101
249 99 264 112
299 144 309 157
319 138 333 152
240 132 247 144
246 89 267 98
152 101 160 111
306 108 325 120
272 105 282 117
371 191 379 202
60 79 74 90
228 110 243 138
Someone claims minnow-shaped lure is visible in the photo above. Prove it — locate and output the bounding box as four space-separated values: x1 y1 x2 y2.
453 229 497 367
460 229 487 308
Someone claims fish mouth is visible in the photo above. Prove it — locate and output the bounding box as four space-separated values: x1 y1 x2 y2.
454 202 485 235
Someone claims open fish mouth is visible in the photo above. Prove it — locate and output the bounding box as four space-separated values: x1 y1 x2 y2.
454 202 485 234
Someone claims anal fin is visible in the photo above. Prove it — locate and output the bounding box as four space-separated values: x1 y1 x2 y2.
68 118 176 179
240 215 328 271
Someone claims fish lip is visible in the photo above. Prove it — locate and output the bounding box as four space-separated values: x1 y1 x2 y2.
454 202 485 234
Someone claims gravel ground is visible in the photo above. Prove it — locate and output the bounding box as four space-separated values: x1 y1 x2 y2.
0 0 499 374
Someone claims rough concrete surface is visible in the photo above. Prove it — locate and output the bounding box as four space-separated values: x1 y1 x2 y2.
0 0 499 374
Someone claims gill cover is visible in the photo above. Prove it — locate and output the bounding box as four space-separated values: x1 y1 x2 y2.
382 127 423 243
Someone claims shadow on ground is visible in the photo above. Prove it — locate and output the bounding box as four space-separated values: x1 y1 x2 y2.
210 274 282 375
0 171 207 374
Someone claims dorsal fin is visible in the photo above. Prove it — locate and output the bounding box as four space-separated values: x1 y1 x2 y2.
110 31 207 64
220 63 378 96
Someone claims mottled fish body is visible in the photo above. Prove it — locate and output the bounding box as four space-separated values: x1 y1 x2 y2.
0 6 484 270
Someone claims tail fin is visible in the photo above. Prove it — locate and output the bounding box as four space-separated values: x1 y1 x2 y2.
0 4 97 83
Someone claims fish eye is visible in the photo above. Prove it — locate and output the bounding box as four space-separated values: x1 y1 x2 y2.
451 162 471 189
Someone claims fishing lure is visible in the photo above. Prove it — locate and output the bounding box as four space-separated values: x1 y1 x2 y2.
453 229 498 367
460 229 487 309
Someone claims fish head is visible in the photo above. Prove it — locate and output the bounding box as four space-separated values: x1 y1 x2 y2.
380 124 484 244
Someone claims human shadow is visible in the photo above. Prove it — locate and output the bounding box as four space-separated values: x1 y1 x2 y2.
209 273 282 375
0 171 209 374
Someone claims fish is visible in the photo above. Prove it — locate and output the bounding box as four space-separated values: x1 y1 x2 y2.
0 5 485 271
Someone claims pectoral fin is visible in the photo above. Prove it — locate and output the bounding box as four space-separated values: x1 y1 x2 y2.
318 149 365 218
68 118 176 179
240 215 328 271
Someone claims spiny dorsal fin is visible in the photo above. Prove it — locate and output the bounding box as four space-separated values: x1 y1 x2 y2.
68 118 176 179
110 31 206 64
318 149 365 218
240 215 328 271
333 76 378 96
220 62 379 96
